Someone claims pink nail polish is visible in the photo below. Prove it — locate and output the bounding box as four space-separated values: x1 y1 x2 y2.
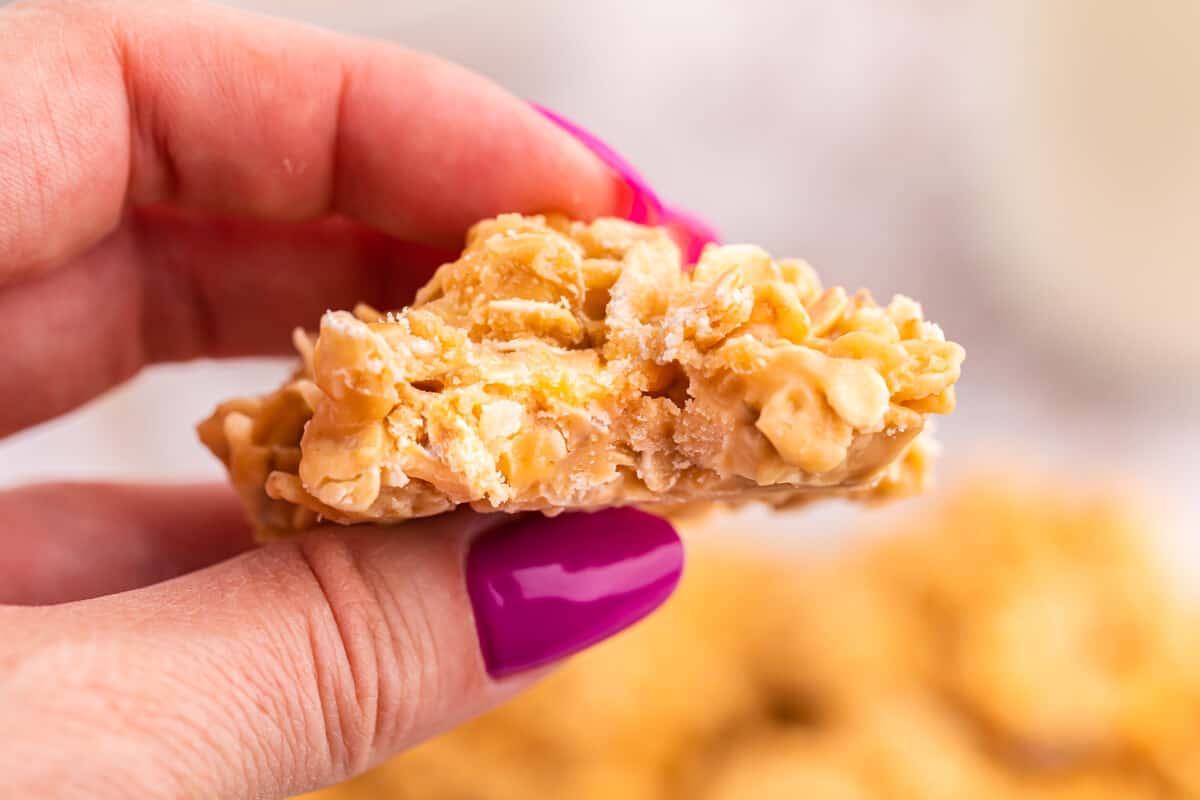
533 104 664 225
661 205 722 265
466 508 683 678
533 104 722 264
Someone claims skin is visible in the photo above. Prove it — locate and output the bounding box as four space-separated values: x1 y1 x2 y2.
0 0 631 796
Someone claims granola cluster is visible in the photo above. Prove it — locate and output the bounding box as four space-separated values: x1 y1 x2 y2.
199 214 963 537
299 477 1200 800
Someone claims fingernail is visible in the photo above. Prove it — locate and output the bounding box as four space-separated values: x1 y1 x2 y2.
532 103 722 263
466 508 683 678
533 103 663 225
661 205 722 265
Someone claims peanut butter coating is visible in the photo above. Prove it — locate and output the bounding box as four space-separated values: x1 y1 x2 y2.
198 214 964 538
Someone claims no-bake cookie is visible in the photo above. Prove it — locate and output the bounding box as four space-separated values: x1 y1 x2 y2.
199 214 963 537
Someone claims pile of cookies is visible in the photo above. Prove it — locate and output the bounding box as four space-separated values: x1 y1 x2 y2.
303 477 1200 799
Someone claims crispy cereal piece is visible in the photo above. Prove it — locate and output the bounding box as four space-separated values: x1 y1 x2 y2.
200 214 963 537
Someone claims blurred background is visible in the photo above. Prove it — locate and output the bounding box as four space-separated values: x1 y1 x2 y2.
4 1 1200 796
0 0 1196 565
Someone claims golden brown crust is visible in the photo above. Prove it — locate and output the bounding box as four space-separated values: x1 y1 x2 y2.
199 214 963 537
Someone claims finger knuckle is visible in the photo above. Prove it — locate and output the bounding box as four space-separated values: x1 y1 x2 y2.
291 532 439 775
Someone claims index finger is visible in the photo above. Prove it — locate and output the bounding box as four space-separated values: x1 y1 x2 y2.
0 0 629 282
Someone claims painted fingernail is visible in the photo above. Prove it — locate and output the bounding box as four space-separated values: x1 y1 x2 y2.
466 508 683 678
533 104 664 225
532 104 721 263
662 204 722 265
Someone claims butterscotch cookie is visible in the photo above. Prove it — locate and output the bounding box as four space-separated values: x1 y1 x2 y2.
200 214 963 538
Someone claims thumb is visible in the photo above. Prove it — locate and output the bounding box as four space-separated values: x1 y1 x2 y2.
0 508 681 799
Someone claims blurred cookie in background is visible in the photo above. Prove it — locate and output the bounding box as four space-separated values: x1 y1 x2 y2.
299 473 1200 799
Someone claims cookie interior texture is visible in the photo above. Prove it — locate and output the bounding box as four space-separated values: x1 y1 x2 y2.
199 214 963 538
298 477 1200 800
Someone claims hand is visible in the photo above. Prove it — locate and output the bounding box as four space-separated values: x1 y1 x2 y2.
0 2 682 797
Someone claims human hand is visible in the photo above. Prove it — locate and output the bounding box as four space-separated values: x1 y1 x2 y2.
0 1 682 796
